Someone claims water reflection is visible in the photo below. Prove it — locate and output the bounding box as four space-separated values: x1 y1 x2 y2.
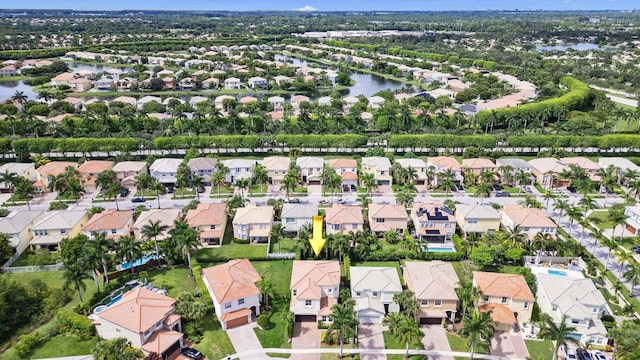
0 80 38 101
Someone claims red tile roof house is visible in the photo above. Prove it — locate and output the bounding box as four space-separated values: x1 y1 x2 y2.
202 259 262 330
290 260 340 323
92 287 184 358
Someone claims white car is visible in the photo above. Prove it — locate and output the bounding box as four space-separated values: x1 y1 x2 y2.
566 347 577 360
591 350 608 360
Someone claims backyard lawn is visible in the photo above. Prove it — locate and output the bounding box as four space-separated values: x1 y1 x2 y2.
197 242 268 262
145 266 198 298
524 339 554 360
252 260 294 294
0 334 98 360
270 237 299 254
446 333 490 355
383 330 426 360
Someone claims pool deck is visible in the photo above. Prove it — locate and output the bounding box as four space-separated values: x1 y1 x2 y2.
529 265 584 279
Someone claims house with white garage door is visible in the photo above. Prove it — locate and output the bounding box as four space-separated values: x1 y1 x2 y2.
350 267 402 324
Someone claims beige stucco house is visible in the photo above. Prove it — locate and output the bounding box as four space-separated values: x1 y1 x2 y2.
361 157 393 185
82 209 134 241
325 204 364 235
473 271 535 331
403 261 460 324
29 210 88 252
232 204 273 243
368 203 409 235
455 204 501 237
185 203 228 246
262 156 291 186
132 209 181 241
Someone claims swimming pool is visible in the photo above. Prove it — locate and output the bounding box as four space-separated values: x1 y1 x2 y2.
547 269 568 277
120 254 158 270
421 245 457 253
93 293 124 314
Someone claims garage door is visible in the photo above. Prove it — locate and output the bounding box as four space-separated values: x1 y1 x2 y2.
420 317 442 325
626 224 637 234
295 315 317 322
359 316 381 324
226 316 249 329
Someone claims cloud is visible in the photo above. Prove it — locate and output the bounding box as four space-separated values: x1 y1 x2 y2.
297 5 318 11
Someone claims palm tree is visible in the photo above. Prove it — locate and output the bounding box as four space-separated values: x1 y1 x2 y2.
382 312 405 335
325 304 358 358
256 277 275 310
211 170 226 197
173 222 200 273
141 220 168 268
252 164 268 195
474 182 492 205
116 235 142 275
11 90 27 106
330 233 350 263
553 199 571 224
191 174 204 202
566 206 584 233
270 223 287 253
397 317 424 359
614 248 634 281
623 265 640 295
538 316 579 360
459 310 494 360
150 180 166 209
519 195 543 209
608 208 628 243
324 172 342 203
598 165 619 207
504 224 527 248
134 173 152 198
90 232 114 284
541 190 556 213
0 171 18 205
62 262 90 302
393 289 419 319
440 178 456 200
64 177 85 206
514 170 531 192
601 237 618 270
457 279 479 319
578 195 597 215
235 178 251 199
359 172 377 196
14 177 35 211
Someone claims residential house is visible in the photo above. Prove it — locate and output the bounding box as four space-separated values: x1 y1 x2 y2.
35 161 77 193
0 210 43 256
368 96 385 110
500 204 557 241
30 210 89 252
187 157 218 185
473 271 535 331
185 203 228 246
328 158 358 188
224 77 242 90
361 157 393 185
496 158 532 183
368 203 409 236
598 157 639 177
149 158 183 185
528 158 570 188
0 163 36 193
267 96 285 111
624 205 640 235
325 204 364 236
112 161 148 188
82 210 135 241
403 261 459 324
232 205 274 244
455 204 501 237
562 157 601 182
68 77 93 92
535 272 609 345
291 95 310 109
201 77 219 89
0 65 17 77
93 287 183 357
262 156 291 186
50 72 77 88
296 157 324 185
462 158 497 177
281 203 318 235
221 159 257 184
426 157 464 187
178 77 195 91
78 160 114 192
394 158 428 185
248 76 268 89
202 259 262 330
411 202 455 242
350 267 402 324
290 260 341 322
95 77 114 91
274 75 292 86
132 209 181 241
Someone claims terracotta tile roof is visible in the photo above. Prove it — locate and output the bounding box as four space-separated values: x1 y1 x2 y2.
325 204 363 225
462 158 496 169
329 158 357 169
83 210 133 232
36 161 77 178
97 287 176 333
290 261 340 302
478 303 517 324
233 204 273 224
427 156 461 171
528 158 568 174
340 171 358 180
502 204 557 229
220 308 252 321
262 156 290 171
201 259 261 303
78 160 114 176
141 329 183 355
185 203 227 227
473 271 535 301
369 203 408 221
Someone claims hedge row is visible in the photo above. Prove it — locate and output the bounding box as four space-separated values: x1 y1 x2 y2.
507 134 640 149
12 138 143 160
274 134 368 147
388 134 497 149
154 135 261 150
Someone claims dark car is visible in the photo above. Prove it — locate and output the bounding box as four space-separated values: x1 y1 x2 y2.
495 191 510 197
456 184 464 191
166 186 174 194
197 187 205 193
567 186 577 193
120 188 130 197
287 198 300 203
181 347 203 360
632 245 640 254
576 348 593 360
131 197 146 203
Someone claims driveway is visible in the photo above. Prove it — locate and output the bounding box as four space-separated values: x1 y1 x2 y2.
375 185 393 196
307 185 322 197
490 331 529 359
291 322 320 360
421 325 454 360
226 323 270 360
358 324 386 360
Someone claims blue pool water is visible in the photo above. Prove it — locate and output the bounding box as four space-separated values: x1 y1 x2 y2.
547 269 568 277
106 294 123 306
421 245 456 253
120 254 158 270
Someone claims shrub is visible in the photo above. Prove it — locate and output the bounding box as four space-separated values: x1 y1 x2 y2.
56 309 95 339
257 312 272 329
48 202 69 211
233 238 251 244
14 332 41 358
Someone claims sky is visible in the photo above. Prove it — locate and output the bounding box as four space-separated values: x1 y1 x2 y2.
3 0 638 12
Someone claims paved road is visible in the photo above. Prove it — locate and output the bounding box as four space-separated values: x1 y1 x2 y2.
589 85 638 108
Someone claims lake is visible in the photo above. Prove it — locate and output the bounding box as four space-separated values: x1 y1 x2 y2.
0 80 38 102
535 42 606 52
67 62 133 73
274 54 406 98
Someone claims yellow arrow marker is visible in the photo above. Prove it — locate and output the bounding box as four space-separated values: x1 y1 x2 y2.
308 215 326 257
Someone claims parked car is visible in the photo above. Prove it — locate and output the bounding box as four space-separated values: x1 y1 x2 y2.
523 185 531 193
197 187 205 193
566 347 577 360
131 197 146 203
181 347 203 360
567 185 577 193
456 184 464 191
166 186 174 194
120 188 130 197
576 348 593 360
632 245 640 254
287 198 300 204
591 350 608 360
495 191 510 197
350 184 357 191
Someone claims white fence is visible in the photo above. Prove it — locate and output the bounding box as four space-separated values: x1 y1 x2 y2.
1 262 63 273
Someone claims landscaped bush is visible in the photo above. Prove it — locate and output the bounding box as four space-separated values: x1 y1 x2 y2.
417 252 466 261
232 238 251 244
13 332 42 359
56 309 95 340
275 134 368 148
190 257 213 303
388 134 497 149
257 312 272 329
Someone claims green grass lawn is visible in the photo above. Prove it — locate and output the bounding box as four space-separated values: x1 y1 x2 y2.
210 185 235 197
172 187 196 199
383 331 426 360
524 339 554 360
0 334 98 360
253 300 291 355
270 238 299 254
252 260 293 295
9 250 60 267
194 314 236 360
145 266 198 298
451 261 478 283
586 211 615 229
446 333 490 354
320 340 358 360
197 242 268 262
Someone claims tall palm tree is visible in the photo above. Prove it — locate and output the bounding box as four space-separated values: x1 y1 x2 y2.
541 190 556 213
393 289 419 319
14 177 35 211
141 220 168 268
116 235 142 275
64 177 85 206
326 304 359 358
440 177 456 200
566 206 584 233
62 262 90 303
457 279 479 319
90 232 114 283
578 195 597 216
601 237 619 270
623 265 640 295
474 183 492 205
252 163 268 195
0 171 18 205
514 170 531 192
191 174 204 202
173 222 200 273
270 223 287 253
134 173 152 198
538 316 579 360
504 225 527 248
256 277 275 310
211 170 226 197
359 172 377 196
397 317 424 359
324 172 342 203
553 199 571 224
382 312 405 335
235 178 251 199
598 165 619 207
459 310 494 360
608 208 628 243
150 180 166 209
614 248 634 281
